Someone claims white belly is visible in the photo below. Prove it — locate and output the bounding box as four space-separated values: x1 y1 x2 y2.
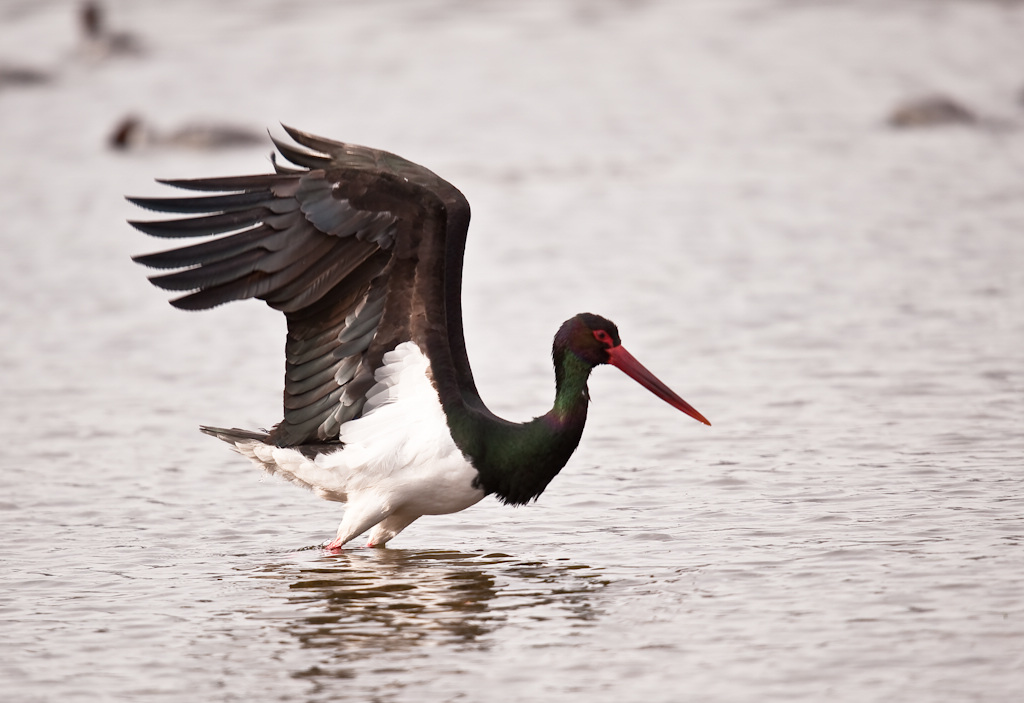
243 341 485 517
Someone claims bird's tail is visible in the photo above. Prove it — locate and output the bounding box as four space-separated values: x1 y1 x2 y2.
200 424 347 500
200 425 271 445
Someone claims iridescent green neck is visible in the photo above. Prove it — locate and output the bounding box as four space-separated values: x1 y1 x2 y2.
552 350 593 422
446 349 594 505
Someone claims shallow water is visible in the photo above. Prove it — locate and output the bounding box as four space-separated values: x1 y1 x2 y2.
2 0 1023 701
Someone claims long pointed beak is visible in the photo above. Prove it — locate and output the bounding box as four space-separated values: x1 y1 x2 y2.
606 346 711 426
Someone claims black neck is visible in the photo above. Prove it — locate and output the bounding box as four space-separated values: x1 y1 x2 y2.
446 348 593 505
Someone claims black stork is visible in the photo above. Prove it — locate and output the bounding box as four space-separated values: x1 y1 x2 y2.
129 127 710 550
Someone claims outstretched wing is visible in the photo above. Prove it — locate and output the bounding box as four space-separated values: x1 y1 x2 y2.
130 126 474 446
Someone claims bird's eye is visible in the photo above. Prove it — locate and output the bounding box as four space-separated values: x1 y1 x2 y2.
592 329 613 348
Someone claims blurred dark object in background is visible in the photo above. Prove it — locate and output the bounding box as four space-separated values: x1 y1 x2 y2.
80 1 144 59
0 65 51 90
109 115 264 151
887 94 977 128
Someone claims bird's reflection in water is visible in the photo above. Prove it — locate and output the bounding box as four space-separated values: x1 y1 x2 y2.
248 548 606 681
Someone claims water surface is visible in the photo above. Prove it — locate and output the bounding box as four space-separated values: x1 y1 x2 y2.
1 1 1022 701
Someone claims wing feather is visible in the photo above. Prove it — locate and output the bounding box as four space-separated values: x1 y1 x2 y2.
156 173 298 192
131 225 283 269
147 248 266 291
129 209 268 238
268 135 333 171
127 190 277 214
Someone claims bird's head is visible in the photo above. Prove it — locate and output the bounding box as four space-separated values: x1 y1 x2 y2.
555 312 621 366
556 313 710 426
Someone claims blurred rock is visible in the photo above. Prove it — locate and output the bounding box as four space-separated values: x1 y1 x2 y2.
0 66 51 91
109 115 265 151
79 1 144 60
887 95 977 128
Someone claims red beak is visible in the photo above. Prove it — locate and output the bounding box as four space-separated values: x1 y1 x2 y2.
606 346 711 426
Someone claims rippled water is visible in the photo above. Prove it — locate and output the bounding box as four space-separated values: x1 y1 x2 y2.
2 0 1022 701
